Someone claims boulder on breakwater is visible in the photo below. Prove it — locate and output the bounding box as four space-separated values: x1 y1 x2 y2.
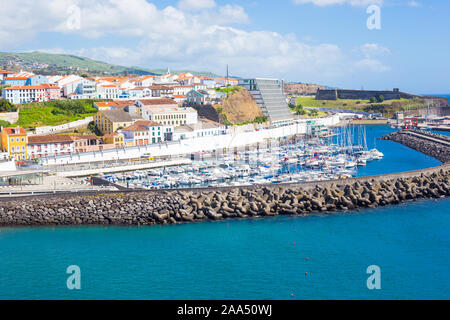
381 130 450 163
0 164 448 226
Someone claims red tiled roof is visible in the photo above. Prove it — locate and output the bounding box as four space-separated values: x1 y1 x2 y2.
148 85 171 90
121 124 148 132
199 117 222 127
2 127 27 135
137 98 177 106
28 135 75 144
40 83 59 88
28 134 99 144
134 120 161 126
113 100 135 105
3 85 46 90
4 76 30 80
95 101 119 107
72 135 99 141
103 133 122 138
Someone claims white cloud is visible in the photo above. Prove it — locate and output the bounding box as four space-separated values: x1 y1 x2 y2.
359 43 390 57
355 58 390 72
408 1 421 7
293 0 383 7
178 0 216 11
354 43 390 72
0 0 391 82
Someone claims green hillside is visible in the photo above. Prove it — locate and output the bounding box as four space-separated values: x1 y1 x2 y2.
0 51 158 76
0 51 219 77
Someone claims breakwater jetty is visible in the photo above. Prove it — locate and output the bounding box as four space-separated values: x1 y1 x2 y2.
0 164 448 226
381 129 450 163
1 129 449 226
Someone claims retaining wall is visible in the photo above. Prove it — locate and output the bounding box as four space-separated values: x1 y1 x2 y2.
0 112 19 124
30 117 93 136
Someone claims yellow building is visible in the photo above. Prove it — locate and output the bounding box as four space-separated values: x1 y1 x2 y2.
0 126 28 160
93 110 141 135
102 132 125 148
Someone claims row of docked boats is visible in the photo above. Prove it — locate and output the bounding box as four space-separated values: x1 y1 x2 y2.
99 131 384 189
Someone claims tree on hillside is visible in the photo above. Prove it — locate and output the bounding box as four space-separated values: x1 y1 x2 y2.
254 115 268 123
376 95 385 103
0 99 17 112
0 85 11 97
87 121 102 136
309 109 319 117
0 120 11 128
294 104 306 115
369 96 377 103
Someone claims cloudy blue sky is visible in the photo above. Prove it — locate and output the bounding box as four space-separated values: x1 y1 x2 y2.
1 0 449 94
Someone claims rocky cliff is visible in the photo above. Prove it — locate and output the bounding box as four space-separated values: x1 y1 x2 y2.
218 88 263 124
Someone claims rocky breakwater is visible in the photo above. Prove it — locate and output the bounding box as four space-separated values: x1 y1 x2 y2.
381 130 450 163
0 165 449 226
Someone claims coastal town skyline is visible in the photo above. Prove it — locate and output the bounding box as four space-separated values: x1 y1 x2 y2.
0 0 449 304
1 0 449 94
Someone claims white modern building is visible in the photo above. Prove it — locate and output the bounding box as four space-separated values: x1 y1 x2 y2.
173 119 227 141
96 84 120 99
136 99 198 126
238 78 293 126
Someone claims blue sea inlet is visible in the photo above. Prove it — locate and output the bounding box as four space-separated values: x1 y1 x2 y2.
0 125 449 299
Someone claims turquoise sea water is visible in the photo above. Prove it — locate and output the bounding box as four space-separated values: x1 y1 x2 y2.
0 125 449 300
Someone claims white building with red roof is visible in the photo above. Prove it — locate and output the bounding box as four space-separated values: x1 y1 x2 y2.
135 98 198 126
96 84 120 99
0 70 14 81
2 85 59 104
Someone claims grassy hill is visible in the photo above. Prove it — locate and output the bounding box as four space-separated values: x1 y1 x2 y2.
0 51 220 77
0 51 158 76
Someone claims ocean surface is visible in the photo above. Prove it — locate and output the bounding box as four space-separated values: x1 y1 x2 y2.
0 125 449 300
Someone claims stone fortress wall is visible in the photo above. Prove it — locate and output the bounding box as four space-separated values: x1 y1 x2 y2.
316 88 418 101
